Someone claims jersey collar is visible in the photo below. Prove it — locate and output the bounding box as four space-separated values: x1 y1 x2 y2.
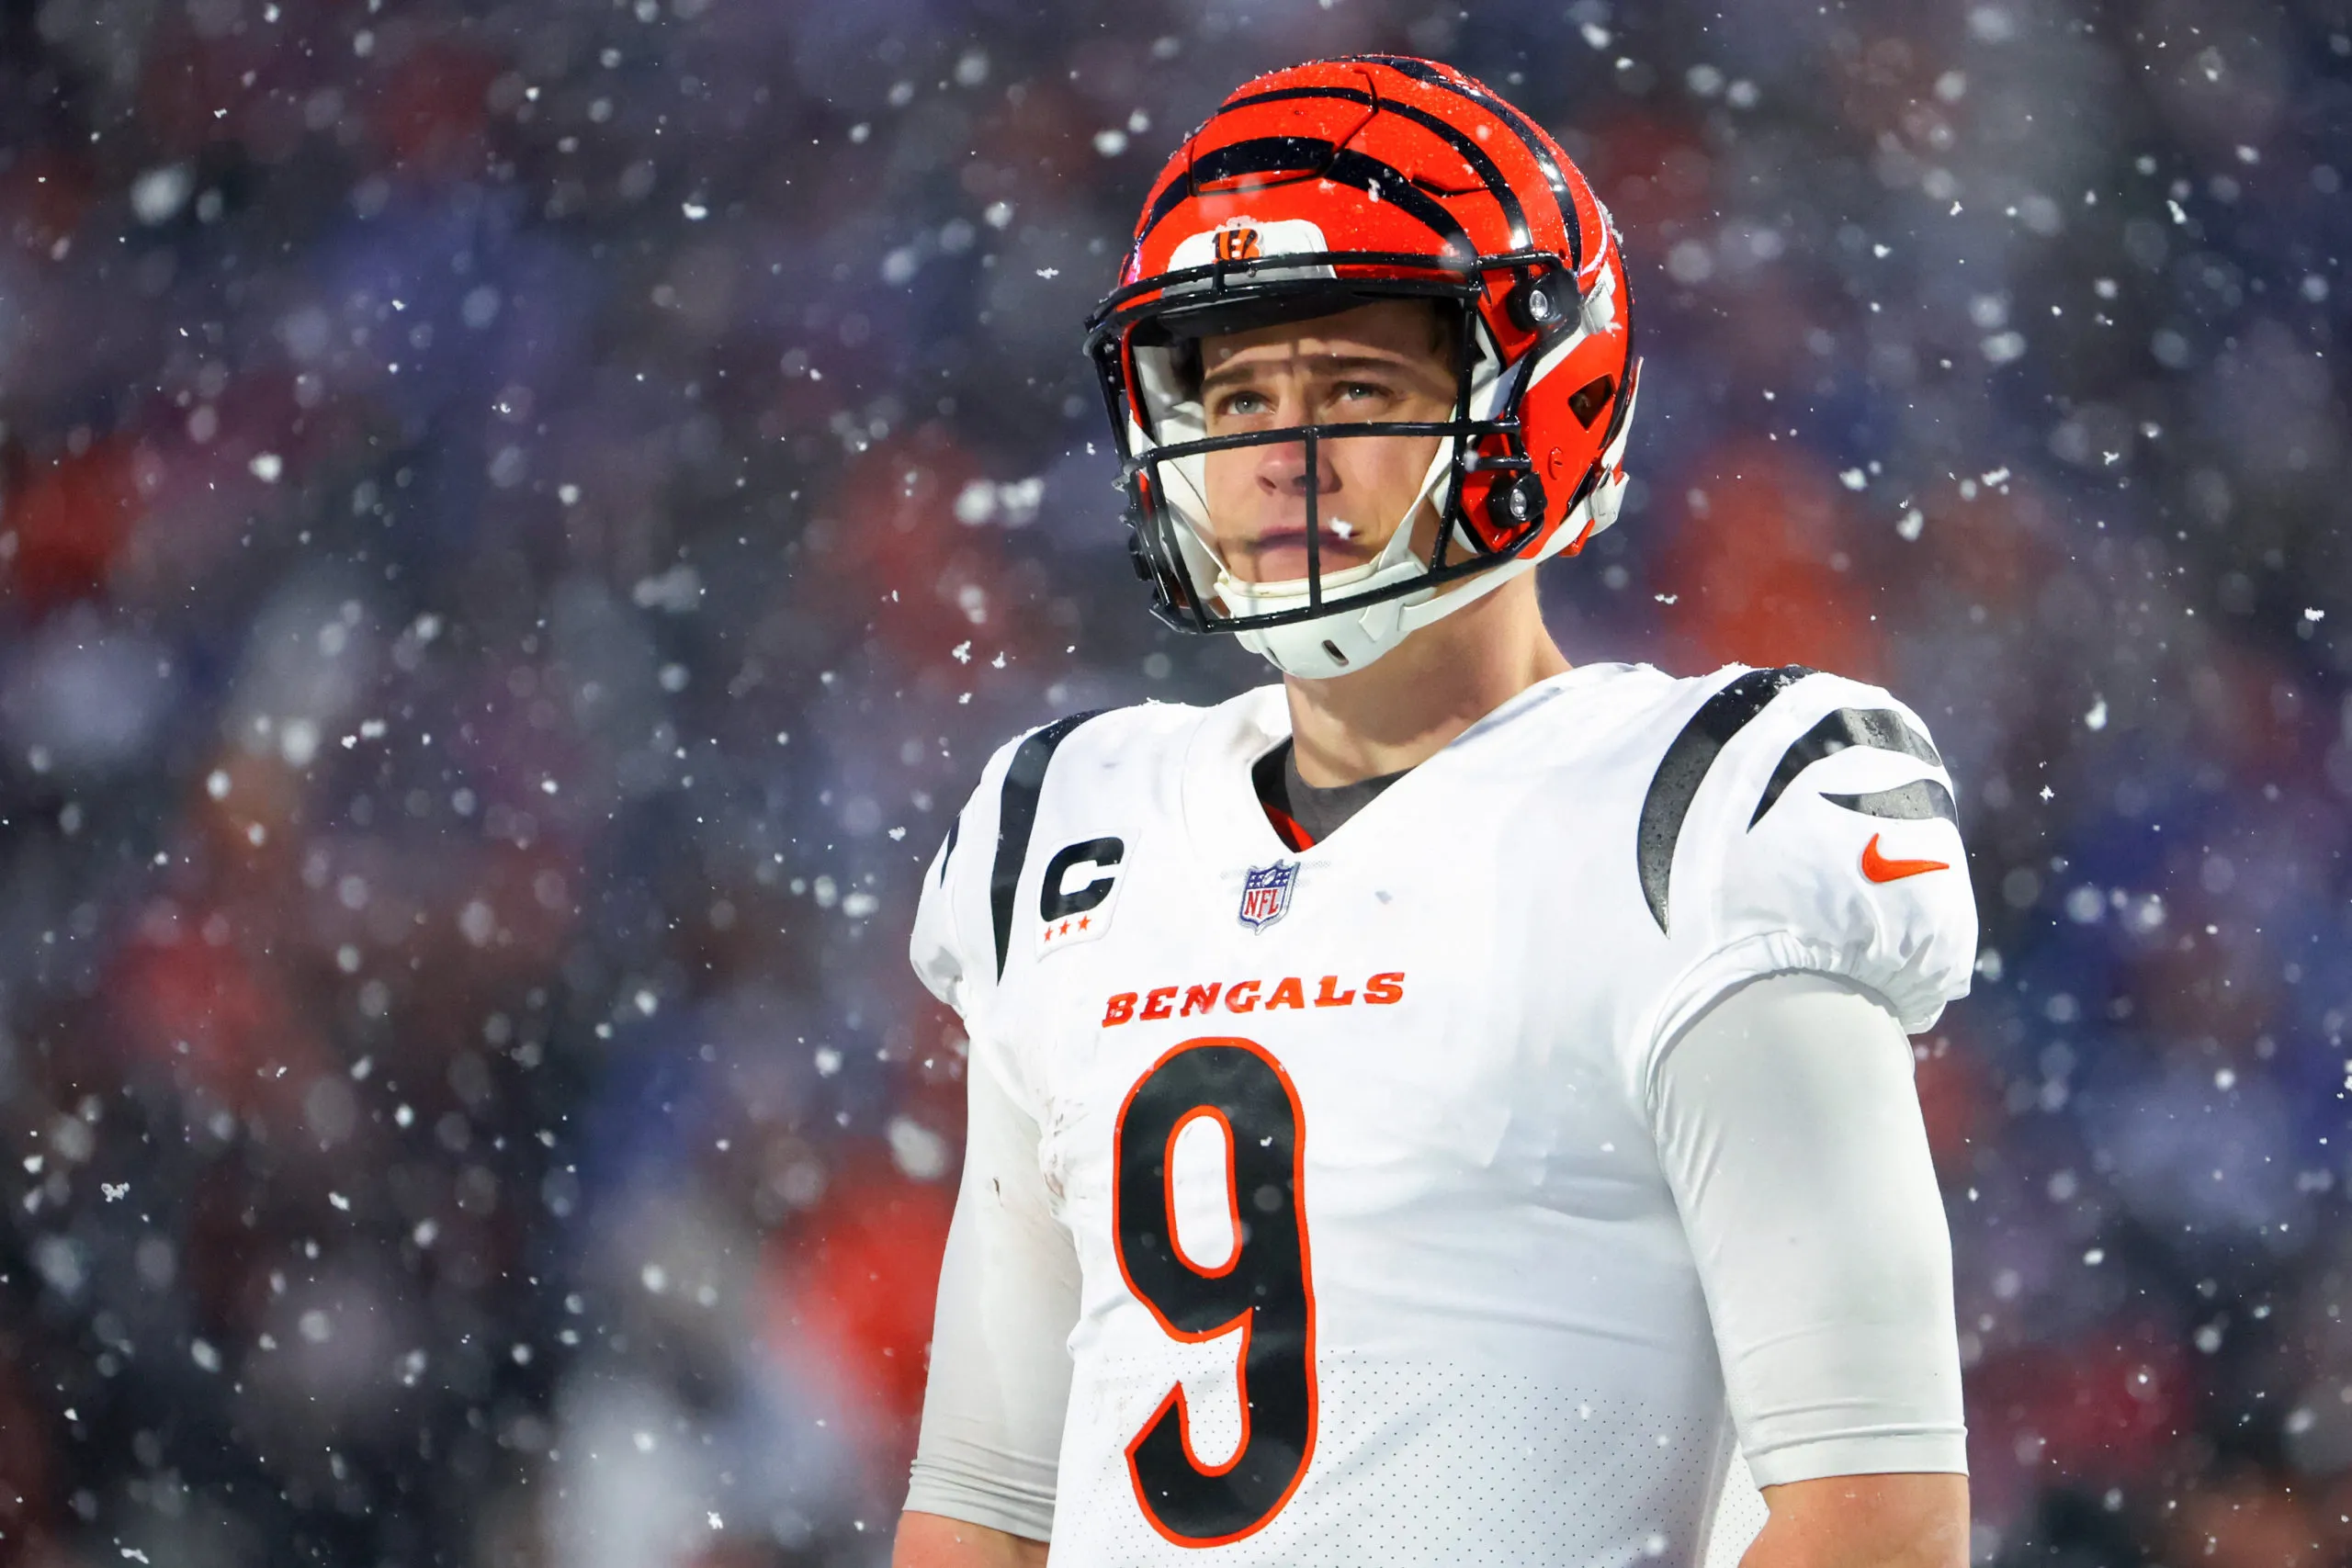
1177 666 1649 868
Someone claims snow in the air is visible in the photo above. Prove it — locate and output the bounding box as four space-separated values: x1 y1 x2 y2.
0 2 2339 1566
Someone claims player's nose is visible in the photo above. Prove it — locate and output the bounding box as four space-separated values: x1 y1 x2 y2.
1253 420 1340 496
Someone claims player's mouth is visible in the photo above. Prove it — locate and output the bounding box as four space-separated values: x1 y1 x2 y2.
1235 524 1377 582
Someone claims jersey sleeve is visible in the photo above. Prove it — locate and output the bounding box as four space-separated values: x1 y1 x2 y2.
904 728 1087 1534
903 1021 1080 1540
1654 973 1967 1486
910 733 1026 1034
1641 671 1979 1091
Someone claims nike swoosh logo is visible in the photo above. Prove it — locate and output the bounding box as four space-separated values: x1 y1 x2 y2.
1860 832 1949 884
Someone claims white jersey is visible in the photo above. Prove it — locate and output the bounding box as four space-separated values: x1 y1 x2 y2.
909 662 1976 1566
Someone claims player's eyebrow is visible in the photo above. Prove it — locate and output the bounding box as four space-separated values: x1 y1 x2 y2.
1199 351 1420 399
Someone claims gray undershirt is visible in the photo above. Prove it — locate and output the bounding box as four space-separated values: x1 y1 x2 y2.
1254 738 1410 845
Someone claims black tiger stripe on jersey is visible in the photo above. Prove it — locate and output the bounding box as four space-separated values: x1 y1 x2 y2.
1749 710 1943 828
935 815 960 886
1820 778 1957 825
991 710 1107 979
1637 666 1815 933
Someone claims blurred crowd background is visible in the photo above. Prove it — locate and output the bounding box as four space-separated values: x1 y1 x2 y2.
0 0 2344 1563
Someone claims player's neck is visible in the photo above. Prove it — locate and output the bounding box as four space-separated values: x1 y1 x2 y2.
1282 575 1570 787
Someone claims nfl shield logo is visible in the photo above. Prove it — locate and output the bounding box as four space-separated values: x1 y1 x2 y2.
1238 861 1298 930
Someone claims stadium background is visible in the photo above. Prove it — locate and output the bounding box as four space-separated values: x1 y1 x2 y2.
0 0 2344 1562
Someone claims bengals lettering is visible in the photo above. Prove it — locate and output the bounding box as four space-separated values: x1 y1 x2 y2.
1102 972 1405 1026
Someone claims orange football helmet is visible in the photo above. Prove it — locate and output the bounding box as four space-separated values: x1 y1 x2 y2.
1084 54 1640 678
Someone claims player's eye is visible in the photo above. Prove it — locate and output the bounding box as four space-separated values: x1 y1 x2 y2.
1216 388 1271 418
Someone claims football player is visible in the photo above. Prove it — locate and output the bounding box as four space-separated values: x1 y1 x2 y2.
893 55 1974 1568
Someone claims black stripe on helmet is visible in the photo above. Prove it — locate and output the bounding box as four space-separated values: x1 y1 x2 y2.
1340 55 1583 273
1137 138 1474 254
1137 136 1322 241
1215 85 1532 250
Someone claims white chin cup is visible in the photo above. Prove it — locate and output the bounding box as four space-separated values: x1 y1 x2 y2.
1226 547 1550 679
1220 554 1429 679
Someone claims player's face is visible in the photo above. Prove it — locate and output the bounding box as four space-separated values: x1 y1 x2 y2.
1196 300 1457 584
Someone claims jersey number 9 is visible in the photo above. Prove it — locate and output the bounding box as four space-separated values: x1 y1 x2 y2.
1112 1037 1317 1547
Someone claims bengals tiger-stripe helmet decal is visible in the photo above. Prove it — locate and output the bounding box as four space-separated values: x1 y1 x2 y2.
1083 55 1640 679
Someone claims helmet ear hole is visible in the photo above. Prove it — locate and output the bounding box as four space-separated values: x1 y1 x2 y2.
1566 374 1615 428
1506 273 1571 333
1485 473 1547 536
